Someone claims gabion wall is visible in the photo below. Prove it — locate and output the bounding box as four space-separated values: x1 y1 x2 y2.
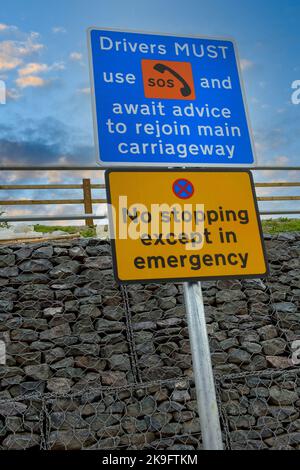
0 232 299 450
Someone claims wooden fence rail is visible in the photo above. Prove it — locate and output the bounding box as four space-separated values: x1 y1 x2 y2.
0 179 299 226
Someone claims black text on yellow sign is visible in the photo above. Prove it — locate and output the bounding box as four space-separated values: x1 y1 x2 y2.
105 169 268 284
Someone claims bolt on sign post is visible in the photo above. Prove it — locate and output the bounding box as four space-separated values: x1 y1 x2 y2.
87 28 256 167
87 28 266 450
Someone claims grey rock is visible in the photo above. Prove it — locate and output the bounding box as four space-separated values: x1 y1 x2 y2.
95 319 124 332
269 386 298 405
157 318 182 328
48 429 94 450
269 406 299 421
79 332 100 343
274 302 297 313
171 390 190 402
40 323 71 340
2 433 40 449
74 356 106 371
219 338 239 350
258 325 278 340
216 290 246 303
74 286 98 297
50 357 74 369
242 342 262 354
68 344 99 356
265 432 300 447
0 254 15 267
32 246 54 259
6 416 22 432
107 354 131 371
20 381 45 395
132 321 157 331
0 401 27 416
24 364 51 380
277 310 300 327
49 261 80 278
0 266 19 277
228 348 251 364
100 342 128 358
0 299 14 312
19 259 52 273
43 306 64 317
11 329 39 342
145 413 171 431
47 378 73 394
101 371 127 386
15 246 33 260
158 297 176 310
183 418 201 434
84 256 111 269
211 352 228 365
17 273 49 284
142 366 182 381
248 399 269 417
16 351 42 366
69 245 86 259
262 338 286 355
266 356 294 369
229 415 256 430
242 279 267 290
103 305 123 321
44 347 65 363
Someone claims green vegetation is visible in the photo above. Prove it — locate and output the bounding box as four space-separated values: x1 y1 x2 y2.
0 211 9 229
33 224 96 238
32 219 300 239
261 218 300 234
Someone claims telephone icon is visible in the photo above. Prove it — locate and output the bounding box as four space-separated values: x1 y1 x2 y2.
153 63 192 97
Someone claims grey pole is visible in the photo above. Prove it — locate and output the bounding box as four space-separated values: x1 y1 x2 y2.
184 281 223 450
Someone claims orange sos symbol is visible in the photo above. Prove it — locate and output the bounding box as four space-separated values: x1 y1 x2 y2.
141 59 196 100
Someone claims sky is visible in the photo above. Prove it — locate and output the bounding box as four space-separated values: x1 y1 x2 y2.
0 0 299 223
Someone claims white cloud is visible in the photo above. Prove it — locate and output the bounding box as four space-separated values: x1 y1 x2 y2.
70 52 83 61
0 23 18 33
18 61 65 76
0 32 44 71
274 156 290 165
52 26 66 34
6 87 21 100
240 59 254 71
15 75 48 88
77 87 90 95
18 62 49 76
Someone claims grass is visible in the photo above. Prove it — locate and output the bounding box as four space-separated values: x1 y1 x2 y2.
261 218 300 234
31 219 300 238
33 224 96 238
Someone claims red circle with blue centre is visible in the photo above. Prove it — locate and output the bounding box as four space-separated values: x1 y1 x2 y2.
172 179 195 199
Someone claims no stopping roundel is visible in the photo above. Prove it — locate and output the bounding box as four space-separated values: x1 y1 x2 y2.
172 178 195 199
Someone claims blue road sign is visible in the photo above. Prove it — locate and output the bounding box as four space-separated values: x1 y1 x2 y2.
87 28 256 167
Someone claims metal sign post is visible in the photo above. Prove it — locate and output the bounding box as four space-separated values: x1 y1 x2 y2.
183 281 223 450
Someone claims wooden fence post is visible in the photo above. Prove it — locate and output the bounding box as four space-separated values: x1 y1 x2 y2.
82 179 94 226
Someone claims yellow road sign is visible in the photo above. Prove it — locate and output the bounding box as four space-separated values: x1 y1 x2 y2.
106 169 268 283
